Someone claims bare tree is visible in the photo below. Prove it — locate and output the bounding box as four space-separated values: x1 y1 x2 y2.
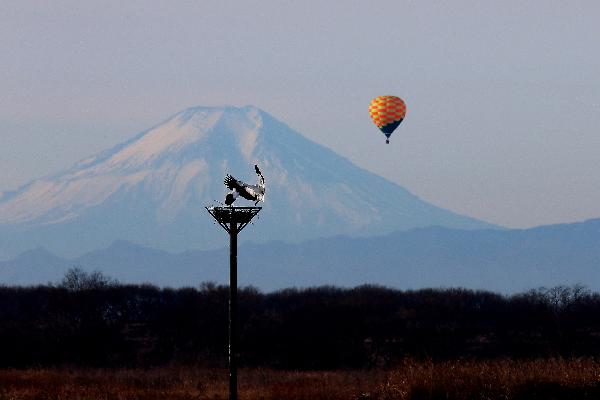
60 267 117 291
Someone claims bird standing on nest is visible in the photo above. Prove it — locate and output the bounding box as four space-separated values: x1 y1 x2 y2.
224 165 266 206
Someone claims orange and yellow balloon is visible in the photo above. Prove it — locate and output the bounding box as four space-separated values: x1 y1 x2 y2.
368 96 406 144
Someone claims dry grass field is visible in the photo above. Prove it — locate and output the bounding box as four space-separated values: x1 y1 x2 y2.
1 358 600 400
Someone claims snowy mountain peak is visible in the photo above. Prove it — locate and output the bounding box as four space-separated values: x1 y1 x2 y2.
74 106 263 172
0 105 493 259
0 106 267 226
106 108 221 167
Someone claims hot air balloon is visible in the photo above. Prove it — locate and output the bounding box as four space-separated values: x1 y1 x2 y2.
368 96 406 144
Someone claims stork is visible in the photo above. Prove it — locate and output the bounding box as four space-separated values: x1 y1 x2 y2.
224 165 266 206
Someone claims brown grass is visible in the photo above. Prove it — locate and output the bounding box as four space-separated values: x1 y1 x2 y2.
1 359 599 400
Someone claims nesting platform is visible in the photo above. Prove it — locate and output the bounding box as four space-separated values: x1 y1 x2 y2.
205 206 261 233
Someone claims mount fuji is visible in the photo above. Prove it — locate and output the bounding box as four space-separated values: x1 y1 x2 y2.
0 106 493 259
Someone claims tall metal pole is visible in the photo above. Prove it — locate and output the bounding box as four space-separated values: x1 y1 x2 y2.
206 206 260 400
229 220 238 400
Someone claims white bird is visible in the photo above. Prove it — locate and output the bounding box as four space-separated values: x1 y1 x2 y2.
224 165 266 206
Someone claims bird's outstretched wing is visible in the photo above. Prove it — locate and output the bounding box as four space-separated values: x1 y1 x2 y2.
224 174 258 201
224 175 243 191
255 164 265 188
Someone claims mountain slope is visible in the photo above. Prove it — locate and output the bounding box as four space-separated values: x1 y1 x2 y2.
1 218 599 292
0 106 492 259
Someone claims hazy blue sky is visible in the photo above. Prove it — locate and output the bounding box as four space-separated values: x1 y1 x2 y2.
1 1 599 228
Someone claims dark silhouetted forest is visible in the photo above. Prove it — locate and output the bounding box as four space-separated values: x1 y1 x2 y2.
1 268 599 369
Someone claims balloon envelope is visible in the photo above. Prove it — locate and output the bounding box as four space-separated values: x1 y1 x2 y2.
368 96 406 142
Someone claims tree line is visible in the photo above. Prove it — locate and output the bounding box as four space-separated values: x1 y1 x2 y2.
0 268 599 369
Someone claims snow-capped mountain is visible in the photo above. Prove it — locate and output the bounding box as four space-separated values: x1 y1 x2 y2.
0 106 493 259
